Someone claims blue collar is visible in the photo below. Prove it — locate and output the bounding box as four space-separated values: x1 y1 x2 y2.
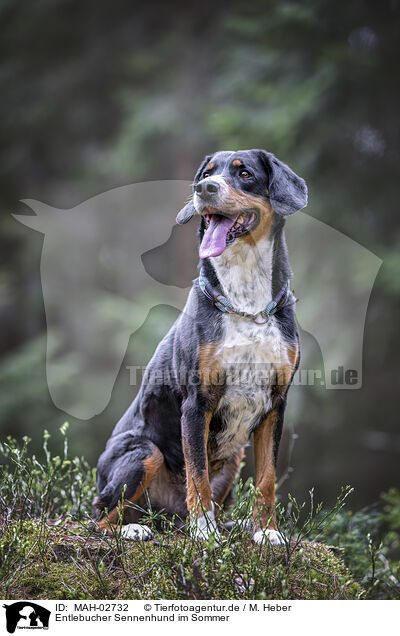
198 267 294 324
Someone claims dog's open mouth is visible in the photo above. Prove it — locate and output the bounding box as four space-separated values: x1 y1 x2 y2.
199 208 259 259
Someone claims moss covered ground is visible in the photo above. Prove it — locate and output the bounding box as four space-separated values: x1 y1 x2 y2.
0 518 363 600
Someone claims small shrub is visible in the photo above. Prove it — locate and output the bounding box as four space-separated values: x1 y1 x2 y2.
307 496 400 599
0 423 96 520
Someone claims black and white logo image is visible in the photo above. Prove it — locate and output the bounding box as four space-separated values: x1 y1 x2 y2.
2 602 50 634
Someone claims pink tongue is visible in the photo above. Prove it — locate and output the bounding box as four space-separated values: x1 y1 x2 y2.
199 214 238 259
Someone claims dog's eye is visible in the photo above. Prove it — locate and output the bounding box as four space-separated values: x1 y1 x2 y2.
239 169 252 179
202 171 211 178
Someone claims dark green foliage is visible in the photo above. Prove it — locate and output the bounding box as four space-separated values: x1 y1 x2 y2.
311 490 400 599
0 0 399 509
380 489 400 553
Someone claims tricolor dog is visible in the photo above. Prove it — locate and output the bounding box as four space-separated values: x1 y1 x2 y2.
94 149 307 544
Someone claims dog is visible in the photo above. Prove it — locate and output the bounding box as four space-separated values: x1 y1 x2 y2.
94 149 307 544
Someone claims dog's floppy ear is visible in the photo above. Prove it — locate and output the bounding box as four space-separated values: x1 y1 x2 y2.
176 201 195 225
258 150 307 215
176 154 213 224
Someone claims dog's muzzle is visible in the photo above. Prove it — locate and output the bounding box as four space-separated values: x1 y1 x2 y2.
194 179 221 197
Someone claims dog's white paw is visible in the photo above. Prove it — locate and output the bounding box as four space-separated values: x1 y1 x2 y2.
252 528 285 546
224 517 253 533
237 517 253 533
191 510 221 542
120 523 153 541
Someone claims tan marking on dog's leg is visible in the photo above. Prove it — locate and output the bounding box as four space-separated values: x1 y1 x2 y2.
287 342 299 368
276 342 300 395
253 411 278 531
183 412 212 517
97 446 164 533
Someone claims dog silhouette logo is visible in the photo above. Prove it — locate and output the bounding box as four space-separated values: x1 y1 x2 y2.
3 602 50 633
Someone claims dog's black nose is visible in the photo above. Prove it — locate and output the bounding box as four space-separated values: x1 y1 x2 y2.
206 181 219 193
194 180 220 195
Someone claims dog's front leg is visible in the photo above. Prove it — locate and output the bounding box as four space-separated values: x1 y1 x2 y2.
181 402 219 541
252 408 285 546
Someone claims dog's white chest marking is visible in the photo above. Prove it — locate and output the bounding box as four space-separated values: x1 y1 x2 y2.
214 314 289 460
210 237 290 460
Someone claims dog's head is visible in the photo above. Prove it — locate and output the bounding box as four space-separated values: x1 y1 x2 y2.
176 149 307 259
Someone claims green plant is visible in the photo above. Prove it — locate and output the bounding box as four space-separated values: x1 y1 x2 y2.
0 425 97 593
0 423 96 520
308 497 400 599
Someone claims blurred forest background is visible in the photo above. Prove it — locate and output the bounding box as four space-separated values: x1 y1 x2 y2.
0 0 399 509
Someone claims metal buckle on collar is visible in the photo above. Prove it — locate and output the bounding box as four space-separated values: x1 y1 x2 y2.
252 311 270 325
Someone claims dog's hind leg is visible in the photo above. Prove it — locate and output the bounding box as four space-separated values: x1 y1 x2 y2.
94 433 164 540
